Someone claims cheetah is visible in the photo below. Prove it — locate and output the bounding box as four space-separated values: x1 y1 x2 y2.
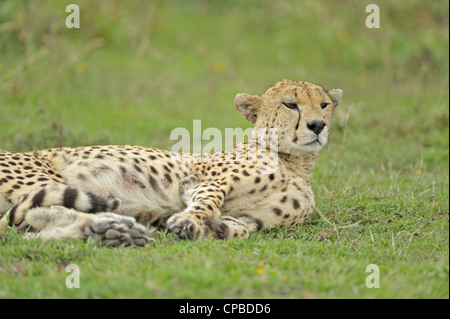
0 80 342 247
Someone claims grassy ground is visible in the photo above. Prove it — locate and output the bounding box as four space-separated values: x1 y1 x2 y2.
0 0 448 298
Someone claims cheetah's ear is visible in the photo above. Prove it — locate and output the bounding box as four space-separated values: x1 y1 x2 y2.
326 89 343 109
234 93 261 124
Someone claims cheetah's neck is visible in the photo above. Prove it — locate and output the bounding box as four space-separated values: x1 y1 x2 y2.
279 153 317 185
247 139 318 185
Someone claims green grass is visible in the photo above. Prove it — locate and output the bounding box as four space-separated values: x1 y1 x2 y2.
0 0 448 298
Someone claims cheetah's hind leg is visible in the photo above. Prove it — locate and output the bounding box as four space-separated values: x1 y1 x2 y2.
23 206 155 247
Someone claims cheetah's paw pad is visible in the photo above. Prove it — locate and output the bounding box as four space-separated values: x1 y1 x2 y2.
83 213 155 247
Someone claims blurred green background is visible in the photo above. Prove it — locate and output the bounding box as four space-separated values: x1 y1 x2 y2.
0 0 448 298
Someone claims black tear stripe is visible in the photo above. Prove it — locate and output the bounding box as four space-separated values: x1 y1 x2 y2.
294 109 301 131
63 187 79 209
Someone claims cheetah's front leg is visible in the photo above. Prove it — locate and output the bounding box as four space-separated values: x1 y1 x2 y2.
167 179 226 240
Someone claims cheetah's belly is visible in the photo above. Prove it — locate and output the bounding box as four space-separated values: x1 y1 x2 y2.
55 160 186 218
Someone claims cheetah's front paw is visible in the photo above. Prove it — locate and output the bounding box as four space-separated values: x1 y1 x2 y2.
167 214 204 240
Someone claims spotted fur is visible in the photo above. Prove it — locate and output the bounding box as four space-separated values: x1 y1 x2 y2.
0 80 342 243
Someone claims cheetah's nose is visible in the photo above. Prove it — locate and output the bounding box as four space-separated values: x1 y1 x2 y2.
307 120 326 135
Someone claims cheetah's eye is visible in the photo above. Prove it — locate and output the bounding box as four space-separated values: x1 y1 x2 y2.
320 103 330 109
282 102 298 110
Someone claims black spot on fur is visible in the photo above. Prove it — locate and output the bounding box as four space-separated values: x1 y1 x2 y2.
149 175 159 191
150 166 158 174
134 164 143 174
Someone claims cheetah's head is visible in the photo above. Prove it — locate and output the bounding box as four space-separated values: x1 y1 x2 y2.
234 80 342 156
